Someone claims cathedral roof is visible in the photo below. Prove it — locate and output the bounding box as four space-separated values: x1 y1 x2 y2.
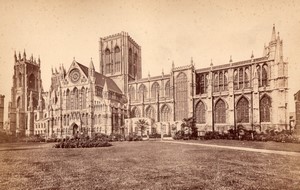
76 62 122 94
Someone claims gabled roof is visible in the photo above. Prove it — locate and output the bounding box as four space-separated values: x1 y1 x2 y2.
76 62 122 94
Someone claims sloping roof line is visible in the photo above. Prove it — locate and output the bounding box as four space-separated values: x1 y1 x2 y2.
76 62 122 94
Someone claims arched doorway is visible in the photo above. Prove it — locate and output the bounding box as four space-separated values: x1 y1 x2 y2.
71 123 79 136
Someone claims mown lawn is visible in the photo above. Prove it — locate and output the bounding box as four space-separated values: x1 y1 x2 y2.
0 141 300 190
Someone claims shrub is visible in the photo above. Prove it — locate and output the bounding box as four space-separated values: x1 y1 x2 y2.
54 136 112 148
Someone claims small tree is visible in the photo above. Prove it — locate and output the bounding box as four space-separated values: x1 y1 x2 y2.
181 117 198 139
135 119 149 137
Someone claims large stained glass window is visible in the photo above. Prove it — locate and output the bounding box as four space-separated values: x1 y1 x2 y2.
146 106 156 121
260 95 271 122
105 48 110 74
114 46 121 72
138 84 147 101
195 101 206 124
131 107 141 118
234 70 238 90
165 81 170 97
151 82 160 99
215 99 226 123
161 104 171 122
236 97 249 123
262 64 268 86
175 72 188 120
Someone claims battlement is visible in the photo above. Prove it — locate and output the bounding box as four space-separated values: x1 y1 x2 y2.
14 50 41 66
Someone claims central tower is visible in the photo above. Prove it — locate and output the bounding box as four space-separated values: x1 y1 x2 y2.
99 32 141 94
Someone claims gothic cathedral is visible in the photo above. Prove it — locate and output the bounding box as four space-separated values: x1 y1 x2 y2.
7 25 289 138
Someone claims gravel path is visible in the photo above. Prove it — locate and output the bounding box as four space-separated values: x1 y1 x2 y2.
159 140 300 156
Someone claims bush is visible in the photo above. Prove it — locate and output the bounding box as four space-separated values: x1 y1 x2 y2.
125 133 142 141
149 133 161 138
54 135 112 148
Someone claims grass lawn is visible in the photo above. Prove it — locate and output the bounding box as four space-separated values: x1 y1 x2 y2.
0 141 300 190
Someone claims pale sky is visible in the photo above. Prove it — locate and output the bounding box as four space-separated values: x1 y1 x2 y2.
1 0 300 120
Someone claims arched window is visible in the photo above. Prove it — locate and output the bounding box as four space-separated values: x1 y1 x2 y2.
129 86 135 100
18 72 22 87
215 99 226 123
146 106 156 121
66 89 70 110
236 97 249 123
234 70 238 90
219 72 223 91
165 81 170 97
151 82 160 99
134 53 138 77
81 87 86 109
73 87 79 109
161 104 171 122
239 68 243 89
214 73 219 92
138 84 147 101
105 48 110 74
195 101 206 124
257 65 261 86
128 48 133 75
262 65 268 86
244 68 250 88
224 72 228 90
260 95 271 122
114 46 121 72
28 74 35 89
17 97 21 108
175 72 188 120
131 107 141 118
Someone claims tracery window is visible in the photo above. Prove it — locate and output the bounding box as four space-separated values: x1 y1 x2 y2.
161 104 171 122
131 107 141 118
165 81 170 97
195 101 206 124
129 86 135 100
260 95 271 122
214 73 219 92
219 72 223 91
105 48 110 74
234 70 238 90
215 99 226 123
175 72 188 120
28 74 35 89
262 65 268 86
18 72 22 87
151 82 160 99
239 68 243 89
138 84 147 101
236 97 249 123
73 87 79 109
128 48 133 76
224 72 228 90
66 89 70 110
134 53 138 77
244 68 250 88
146 106 156 121
114 46 121 72
257 65 261 86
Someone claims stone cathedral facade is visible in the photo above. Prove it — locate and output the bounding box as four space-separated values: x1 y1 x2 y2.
7 26 289 138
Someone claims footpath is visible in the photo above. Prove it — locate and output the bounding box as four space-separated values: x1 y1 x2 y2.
158 140 300 156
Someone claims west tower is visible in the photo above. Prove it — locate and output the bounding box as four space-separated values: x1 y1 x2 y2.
99 32 141 94
8 50 43 136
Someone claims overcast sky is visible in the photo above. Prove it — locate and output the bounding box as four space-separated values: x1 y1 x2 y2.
1 0 300 120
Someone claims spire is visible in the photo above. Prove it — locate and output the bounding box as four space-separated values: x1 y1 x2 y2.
18 51 21 60
271 24 276 42
251 51 254 58
277 32 280 41
31 54 33 62
23 49 26 60
89 57 95 70
191 57 193 65
14 51 17 62
162 68 164 76
38 55 41 65
230 55 232 62
210 59 213 67
172 61 175 69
